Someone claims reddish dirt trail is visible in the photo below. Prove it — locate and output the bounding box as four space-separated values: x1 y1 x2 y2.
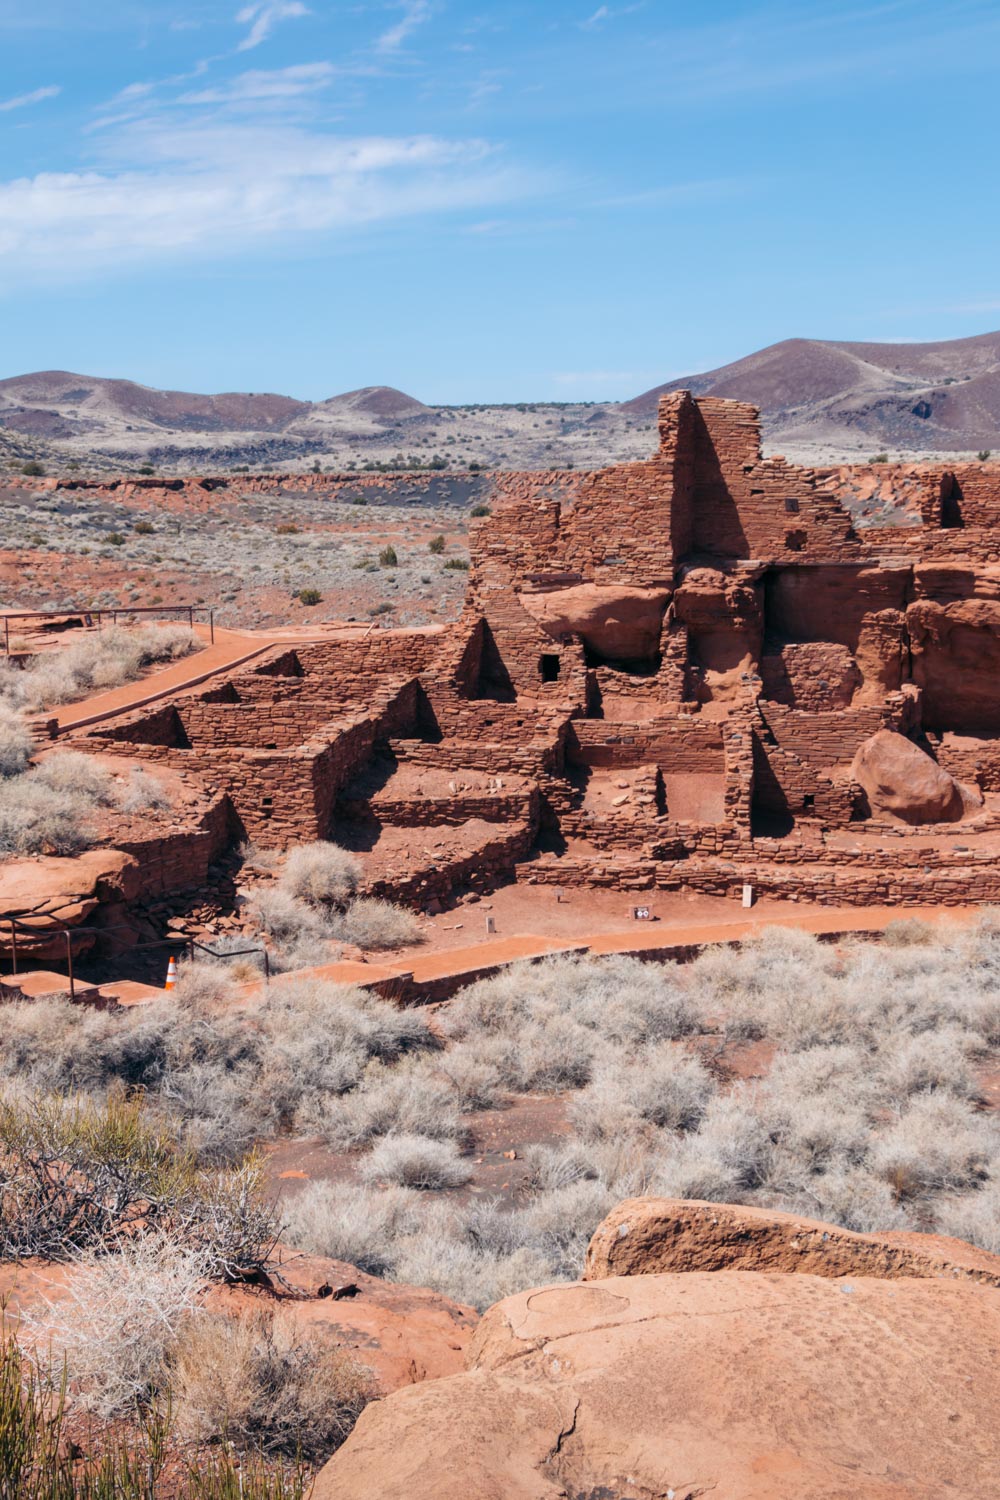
51 619 397 732
238 902 980 1005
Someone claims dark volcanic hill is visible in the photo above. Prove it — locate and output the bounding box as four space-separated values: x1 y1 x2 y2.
3 334 1000 474
625 332 1000 452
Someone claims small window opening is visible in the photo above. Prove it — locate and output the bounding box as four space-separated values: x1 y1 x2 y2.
784 497 800 514
802 794 815 810
540 653 561 682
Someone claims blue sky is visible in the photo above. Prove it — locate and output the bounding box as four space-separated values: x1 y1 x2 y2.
0 0 998 402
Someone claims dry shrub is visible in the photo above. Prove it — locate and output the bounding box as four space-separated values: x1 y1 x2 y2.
0 625 197 713
0 773 101 856
280 840 360 906
0 703 33 778
0 1091 280 1275
21 1235 207 1418
934 1177 1000 1253
331 897 422 950
870 1093 996 1198
246 887 332 946
0 747 168 857
569 1045 716 1141
360 1132 471 1190
118 765 172 812
281 1181 423 1275
31 750 114 802
170 1306 375 1462
320 1058 464 1150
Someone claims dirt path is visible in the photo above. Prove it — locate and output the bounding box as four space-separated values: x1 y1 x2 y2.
51 620 394 732
241 901 979 1004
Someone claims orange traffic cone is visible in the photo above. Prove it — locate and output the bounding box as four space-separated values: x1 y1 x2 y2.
165 955 178 991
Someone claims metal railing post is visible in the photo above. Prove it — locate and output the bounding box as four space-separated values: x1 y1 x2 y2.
209 608 215 645
65 930 75 1002
10 925 18 976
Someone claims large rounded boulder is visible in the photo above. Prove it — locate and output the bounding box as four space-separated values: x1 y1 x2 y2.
314 1202 1000 1500
851 728 969 823
517 584 670 660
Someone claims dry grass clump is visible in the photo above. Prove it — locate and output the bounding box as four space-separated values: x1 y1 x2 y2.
170 1306 375 1462
329 896 422 950
280 840 361 906
360 1132 472 1189
246 885 423 962
0 624 197 713
0 748 173 857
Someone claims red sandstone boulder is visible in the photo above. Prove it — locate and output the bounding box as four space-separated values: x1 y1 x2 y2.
315 1204 1000 1500
517 584 669 660
210 1249 478 1392
0 849 140 962
583 1197 1000 1286
851 728 969 823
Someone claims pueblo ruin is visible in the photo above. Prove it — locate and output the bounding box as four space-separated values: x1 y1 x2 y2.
63 392 1000 915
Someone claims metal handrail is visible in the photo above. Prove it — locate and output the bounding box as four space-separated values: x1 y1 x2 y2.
0 915 268 1001
2 604 215 653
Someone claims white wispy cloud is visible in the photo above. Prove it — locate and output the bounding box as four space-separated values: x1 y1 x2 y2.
580 4 642 29
236 1 310 52
0 112 535 282
181 62 337 105
377 0 431 53
0 84 61 113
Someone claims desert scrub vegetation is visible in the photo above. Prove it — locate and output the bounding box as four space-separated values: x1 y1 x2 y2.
0 1092 279 1276
284 927 1000 1308
0 975 437 1166
3 928 999 1313
280 840 360 906
248 842 422 960
0 751 172 857
0 624 196 714
0 1092 371 1478
5 1279 368 1492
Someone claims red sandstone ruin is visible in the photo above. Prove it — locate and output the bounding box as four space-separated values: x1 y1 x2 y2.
65 393 1000 910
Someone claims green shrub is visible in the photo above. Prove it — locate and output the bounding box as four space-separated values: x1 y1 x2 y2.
103 532 126 547
979 450 992 462
276 523 299 535
0 1092 280 1278
20 460 44 477
378 545 398 567
133 520 155 535
470 503 490 516
369 602 394 615
443 557 470 571
428 534 445 554
0 1315 315 1496
139 463 155 475
296 588 321 606
869 452 889 464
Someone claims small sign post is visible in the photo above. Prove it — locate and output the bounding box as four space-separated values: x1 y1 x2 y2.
632 905 652 921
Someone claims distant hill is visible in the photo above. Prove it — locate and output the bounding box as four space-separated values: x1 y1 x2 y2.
626 332 1000 452
3 335 1000 475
